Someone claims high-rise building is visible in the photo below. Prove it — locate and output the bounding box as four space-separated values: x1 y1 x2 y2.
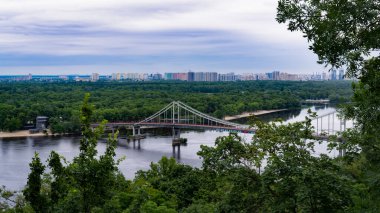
187 71 195 81
164 72 187 81
218 73 236 81
266 72 273 80
149 73 162 80
272 71 280 80
91 73 99 82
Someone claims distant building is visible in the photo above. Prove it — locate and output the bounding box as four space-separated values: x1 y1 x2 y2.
177 73 188 81
163 71 221 82
266 72 273 80
272 71 280 80
111 73 123 80
187 71 195 81
36 116 48 130
151 73 162 80
74 76 90 82
164 73 173 80
193 72 216 81
242 73 256 81
91 73 100 82
219 73 236 81
30 116 48 133
59 75 69 81
164 72 187 81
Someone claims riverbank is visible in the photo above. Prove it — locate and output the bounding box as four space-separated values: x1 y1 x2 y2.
224 109 288 121
0 130 52 139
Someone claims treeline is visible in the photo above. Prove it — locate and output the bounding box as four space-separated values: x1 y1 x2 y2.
0 80 352 132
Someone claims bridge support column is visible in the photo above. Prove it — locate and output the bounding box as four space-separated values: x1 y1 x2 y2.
130 126 144 140
172 142 181 159
172 127 180 139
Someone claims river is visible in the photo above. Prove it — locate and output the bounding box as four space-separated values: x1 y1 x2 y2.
0 104 345 190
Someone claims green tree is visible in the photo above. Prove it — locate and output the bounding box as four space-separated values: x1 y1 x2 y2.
4 117 22 132
67 93 121 212
277 0 380 210
252 115 352 211
22 94 124 213
23 152 47 213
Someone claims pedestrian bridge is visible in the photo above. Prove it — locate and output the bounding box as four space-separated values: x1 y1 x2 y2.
92 101 254 134
91 101 352 139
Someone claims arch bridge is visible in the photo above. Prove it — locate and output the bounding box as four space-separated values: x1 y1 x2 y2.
92 101 353 145
94 101 255 136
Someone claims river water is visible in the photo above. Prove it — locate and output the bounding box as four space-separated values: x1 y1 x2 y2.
0 105 347 190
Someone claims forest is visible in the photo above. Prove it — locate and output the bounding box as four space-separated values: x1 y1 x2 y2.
0 80 352 132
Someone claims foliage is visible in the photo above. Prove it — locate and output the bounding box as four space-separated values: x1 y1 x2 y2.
277 0 380 210
277 0 379 75
23 152 47 213
17 94 125 213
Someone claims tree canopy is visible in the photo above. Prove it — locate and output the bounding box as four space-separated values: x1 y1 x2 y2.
277 0 380 210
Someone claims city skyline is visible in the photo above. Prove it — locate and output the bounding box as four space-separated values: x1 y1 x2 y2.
0 0 325 75
0 70 346 82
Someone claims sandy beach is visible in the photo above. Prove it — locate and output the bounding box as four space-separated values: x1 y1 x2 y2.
0 130 52 139
224 109 287 121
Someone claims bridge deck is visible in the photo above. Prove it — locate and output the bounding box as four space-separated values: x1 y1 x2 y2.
92 122 255 133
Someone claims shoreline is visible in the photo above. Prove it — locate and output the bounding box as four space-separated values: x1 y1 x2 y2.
224 109 288 121
0 130 52 139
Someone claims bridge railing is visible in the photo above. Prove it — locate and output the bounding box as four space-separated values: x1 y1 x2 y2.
311 110 353 137
135 101 248 129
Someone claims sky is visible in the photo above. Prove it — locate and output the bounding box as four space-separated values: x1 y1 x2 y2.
0 0 325 75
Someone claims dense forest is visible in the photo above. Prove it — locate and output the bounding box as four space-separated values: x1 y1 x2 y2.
0 80 352 132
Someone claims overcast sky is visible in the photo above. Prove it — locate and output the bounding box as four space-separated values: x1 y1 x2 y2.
0 0 325 75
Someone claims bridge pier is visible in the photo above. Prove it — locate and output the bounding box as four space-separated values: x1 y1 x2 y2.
130 126 145 140
132 139 141 150
172 142 181 159
172 127 180 139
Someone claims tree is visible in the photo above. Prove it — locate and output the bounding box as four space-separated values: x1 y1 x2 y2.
4 117 22 132
277 0 379 75
251 114 352 211
22 94 124 213
277 0 380 210
23 152 47 213
67 93 121 212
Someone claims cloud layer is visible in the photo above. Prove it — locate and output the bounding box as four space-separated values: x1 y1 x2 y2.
0 0 322 74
